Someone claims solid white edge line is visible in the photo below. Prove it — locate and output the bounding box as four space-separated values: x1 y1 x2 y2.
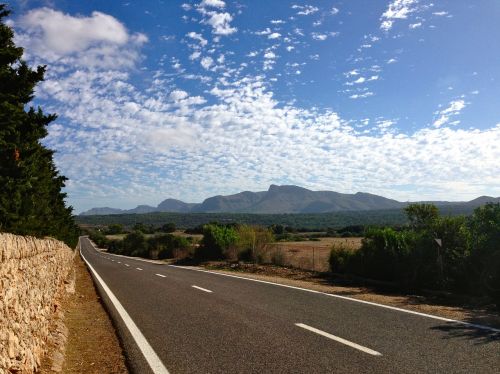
295 323 382 356
156 274 167 278
169 265 500 333
79 239 170 374
192 285 213 293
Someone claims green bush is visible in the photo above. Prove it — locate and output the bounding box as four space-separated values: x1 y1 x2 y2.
197 224 238 260
329 246 354 274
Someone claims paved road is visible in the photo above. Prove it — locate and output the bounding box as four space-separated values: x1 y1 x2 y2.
78 237 500 374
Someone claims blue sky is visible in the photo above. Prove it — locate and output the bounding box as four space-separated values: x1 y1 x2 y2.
8 0 500 213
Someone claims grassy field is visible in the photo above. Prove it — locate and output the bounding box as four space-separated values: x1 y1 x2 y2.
105 231 202 241
266 237 363 272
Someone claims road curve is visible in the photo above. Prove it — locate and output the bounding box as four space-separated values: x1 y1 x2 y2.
78 237 500 374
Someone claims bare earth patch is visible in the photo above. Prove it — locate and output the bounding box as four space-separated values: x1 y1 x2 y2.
204 262 500 329
50 254 129 373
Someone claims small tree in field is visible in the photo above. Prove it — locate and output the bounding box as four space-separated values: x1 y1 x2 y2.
404 203 439 231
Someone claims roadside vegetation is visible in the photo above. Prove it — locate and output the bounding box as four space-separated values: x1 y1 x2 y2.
329 203 500 306
86 203 500 307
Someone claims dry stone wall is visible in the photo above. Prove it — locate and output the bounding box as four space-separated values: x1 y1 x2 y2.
0 233 74 373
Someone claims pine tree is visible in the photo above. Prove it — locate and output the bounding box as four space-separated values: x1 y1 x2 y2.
0 5 79 246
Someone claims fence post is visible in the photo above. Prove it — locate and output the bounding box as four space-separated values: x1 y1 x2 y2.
312 247 315 271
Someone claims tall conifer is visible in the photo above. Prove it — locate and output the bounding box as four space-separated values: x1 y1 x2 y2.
0 5 78 246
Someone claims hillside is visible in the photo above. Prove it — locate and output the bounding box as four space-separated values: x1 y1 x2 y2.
80 184 499 216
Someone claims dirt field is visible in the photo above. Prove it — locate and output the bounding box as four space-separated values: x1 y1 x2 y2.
266 237 363 272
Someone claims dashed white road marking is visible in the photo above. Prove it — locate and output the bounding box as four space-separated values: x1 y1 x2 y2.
136 267 143 271
192 285 213 293
124 264 130 267
156 274 167 278
170 266 500 333
79 240 170 374
117 261 121 264
295 323 382 356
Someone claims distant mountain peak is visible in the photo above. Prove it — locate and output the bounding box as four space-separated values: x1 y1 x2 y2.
79 185 499 215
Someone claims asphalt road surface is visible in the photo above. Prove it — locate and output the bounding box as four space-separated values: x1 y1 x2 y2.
78 237 500 374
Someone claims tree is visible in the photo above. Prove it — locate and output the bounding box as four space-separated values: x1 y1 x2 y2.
0 5 78 246
198 224 238 260
404 203 439 231
160 222 176 233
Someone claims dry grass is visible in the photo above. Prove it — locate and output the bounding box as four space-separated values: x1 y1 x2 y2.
61 255 128 373
265 237 363 272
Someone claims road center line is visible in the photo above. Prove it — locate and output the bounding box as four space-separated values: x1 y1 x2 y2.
295 323 382 356
156 274 167 278
79 241 170 374
169 265 500 333
136 267 143 271
192 285 213 293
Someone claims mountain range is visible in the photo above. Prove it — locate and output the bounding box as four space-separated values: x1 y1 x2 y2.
79 185 500 216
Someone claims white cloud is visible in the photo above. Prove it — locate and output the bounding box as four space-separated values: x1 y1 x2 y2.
380 0 418 31
409 22 422 29
170 90 189 101
200 0 226 8
311 33 327 41
433 99 467 128
433 11 448 16
16 8 146 69
264 51 276 59
330 7 339 15
204 11 237 35
270 19 285 24
186 31 208 46
387 58 398 64
255 28 271 35
350 92 374 99
200 56 214 69
292 4 319 16
189 51 201 60
268 32 281 39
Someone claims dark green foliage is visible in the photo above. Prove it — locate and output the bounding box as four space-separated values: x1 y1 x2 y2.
467 203 500 304
160 222 176 233
132 223 156 234
328 246 354 274
0 6 78 246
105 224 124 235
197 224 238 260
404 203 439 231
329 203 500 306
76 209 410 230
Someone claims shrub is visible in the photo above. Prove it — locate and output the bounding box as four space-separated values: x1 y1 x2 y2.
197 224 238 260
329 246 354 274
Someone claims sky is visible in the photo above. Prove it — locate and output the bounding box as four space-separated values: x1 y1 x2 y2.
7 0 500 213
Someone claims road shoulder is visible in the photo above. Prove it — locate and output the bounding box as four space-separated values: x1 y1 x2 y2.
58 253 129 373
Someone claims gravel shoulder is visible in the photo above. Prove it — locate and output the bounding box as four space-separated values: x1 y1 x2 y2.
204 262 500 329
58 254 129 373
